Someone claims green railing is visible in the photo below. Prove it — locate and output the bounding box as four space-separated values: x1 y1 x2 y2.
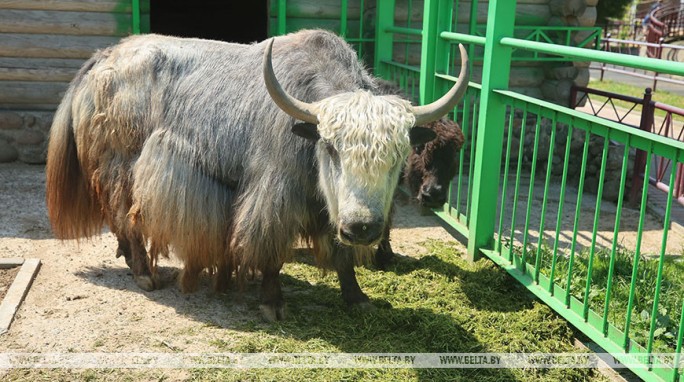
273 0 374 61
376 1 684 381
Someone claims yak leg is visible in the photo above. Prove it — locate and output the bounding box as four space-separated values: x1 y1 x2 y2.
115 234 133 269
213 255 233 293
374 202 396 269
127 232 156 291
374 223 394 270
179 258 203 293
113 231 156 291
333 247 372 309
259 263 285 322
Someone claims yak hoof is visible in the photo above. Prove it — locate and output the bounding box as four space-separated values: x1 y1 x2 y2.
259 303 286 322
135 275 156 291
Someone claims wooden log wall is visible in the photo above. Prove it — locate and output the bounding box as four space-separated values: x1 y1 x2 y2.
0 0 149 163
0 0 150 110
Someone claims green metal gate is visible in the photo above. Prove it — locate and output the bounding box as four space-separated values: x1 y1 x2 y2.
372 1 684 381
270 0 684 380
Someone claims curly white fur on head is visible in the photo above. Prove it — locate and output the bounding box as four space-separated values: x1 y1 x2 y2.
315 91 416 187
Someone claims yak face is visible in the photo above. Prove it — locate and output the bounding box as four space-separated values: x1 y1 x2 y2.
406 119 464 209
293 91 435 246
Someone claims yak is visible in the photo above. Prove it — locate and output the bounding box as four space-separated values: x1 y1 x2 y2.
370 79 466 269
45 29 469 321
374 117 465 269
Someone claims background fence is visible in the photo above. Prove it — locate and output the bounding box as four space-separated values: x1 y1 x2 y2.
377 1 684 381
271 1 684 380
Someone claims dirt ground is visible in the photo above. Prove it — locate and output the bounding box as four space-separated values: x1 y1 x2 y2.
0 160 681 379
0 267 20 302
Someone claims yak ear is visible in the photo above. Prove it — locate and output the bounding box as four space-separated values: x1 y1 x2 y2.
292 122 320 141
409 126 436 146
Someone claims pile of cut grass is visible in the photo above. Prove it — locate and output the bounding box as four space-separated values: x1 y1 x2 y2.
193 240 607 382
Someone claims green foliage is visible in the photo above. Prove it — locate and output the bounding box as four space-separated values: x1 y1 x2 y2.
596 0 635 25
530 241 684 353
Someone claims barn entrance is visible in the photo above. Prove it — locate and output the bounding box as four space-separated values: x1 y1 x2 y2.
149 0 268 43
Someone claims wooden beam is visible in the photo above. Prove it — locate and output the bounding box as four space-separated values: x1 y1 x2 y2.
0 33 121 59
0 9 134 36
0 0 150 13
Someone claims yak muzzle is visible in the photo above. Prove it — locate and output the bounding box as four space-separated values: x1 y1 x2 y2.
419 183 447 208
339 220 384 246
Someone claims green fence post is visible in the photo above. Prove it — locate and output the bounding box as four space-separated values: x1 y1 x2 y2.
374 0 396 79
466 0 516 261
277 0 287 35
131 0 140 34
419 0 452 104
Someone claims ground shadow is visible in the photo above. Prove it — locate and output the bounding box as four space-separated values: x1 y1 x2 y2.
73 252 563 381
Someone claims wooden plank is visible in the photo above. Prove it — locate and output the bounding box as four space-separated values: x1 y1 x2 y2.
0 33 121 59
0 103 58 111
0 0 150 13
0 258 40 335
0 81 68 106
0 57 83 82
0 9 133 36
0 57 86 69
0 258 23 269
0 67 78 82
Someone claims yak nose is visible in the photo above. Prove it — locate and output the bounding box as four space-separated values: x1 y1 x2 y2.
420 184 447 208
339 221 383 245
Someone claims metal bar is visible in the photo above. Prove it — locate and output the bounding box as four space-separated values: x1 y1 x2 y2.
602 142 631 335
521 114 542 272
131 0 140 34
674 300 684 382
340 0 348 38
497 107 516 255
624 146 653 349
419 0 439 104
646 164 677 358
534 115 557 284
549 124 574 294
455 90 472 222
440 31 486 45
582 135 609 320
509 107 528 266
466 0 516 261
385 26 423 36
374 0 397 78
277 0 287 35
566 129 590 307
494 89 684 152
500 37 684 77
466 97 479 226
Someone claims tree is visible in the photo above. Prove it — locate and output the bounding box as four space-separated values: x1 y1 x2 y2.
596 0 635 25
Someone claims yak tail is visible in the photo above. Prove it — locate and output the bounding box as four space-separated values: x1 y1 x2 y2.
45 60 104 240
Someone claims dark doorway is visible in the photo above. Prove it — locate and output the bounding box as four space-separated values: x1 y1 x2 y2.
150 0 267 43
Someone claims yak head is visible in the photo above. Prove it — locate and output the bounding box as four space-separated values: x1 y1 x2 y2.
263 39 469 246
406 118 465 208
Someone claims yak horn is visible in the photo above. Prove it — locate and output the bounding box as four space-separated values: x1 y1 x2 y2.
263 38 319 124
411 44 470 126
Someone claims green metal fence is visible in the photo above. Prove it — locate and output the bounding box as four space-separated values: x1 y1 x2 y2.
374 1 684 381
